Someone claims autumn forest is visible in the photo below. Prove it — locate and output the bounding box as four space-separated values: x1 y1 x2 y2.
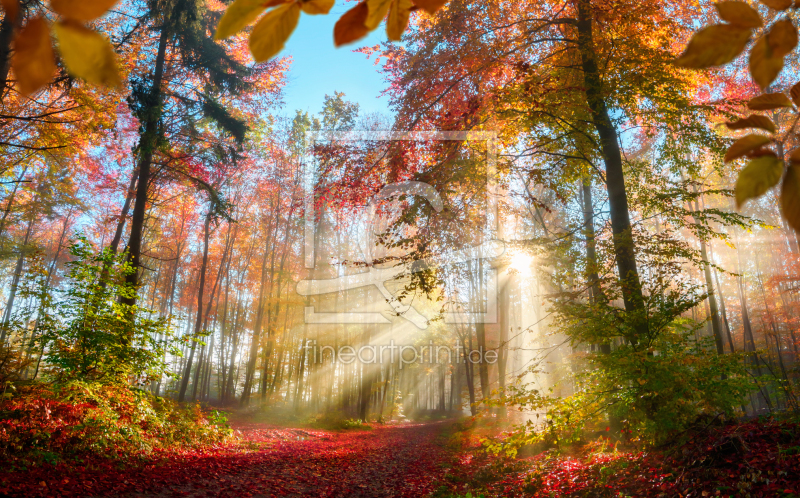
1 0 800 496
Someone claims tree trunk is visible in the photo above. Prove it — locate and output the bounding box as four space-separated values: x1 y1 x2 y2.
122 21 170 307
576 0 647 343
178 208 212 402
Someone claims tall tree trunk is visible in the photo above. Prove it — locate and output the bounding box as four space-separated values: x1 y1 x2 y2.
122 21 170 307
108 167 139 255
0 217 33 344
576 0 647 343
178 208 212 402
0 5 22 104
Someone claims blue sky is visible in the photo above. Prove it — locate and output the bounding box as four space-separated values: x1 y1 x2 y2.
279 6 393 119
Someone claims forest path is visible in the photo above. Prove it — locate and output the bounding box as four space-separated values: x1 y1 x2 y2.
135 421 453 498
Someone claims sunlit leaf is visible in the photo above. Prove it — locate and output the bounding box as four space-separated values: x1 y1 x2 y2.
11 17 55 95
366 0 392 29
715 2 762 28
387 0 414 41
334 2 370 47
747 92 794 110
50 0 118 22
760 0 792 10
781 165 800 231
215 0 272 40
736 155 783 207
412 0 448 14
1 0 18 21
53 20 121 87
749 36 783 89
725 134 772 163
300 0 335 15
725 114 776 133
248 2 300 62
675 24 751 68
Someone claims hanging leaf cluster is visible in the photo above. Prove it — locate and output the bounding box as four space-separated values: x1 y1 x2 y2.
676 1 800 230
4 0 121 95
214 0 449 63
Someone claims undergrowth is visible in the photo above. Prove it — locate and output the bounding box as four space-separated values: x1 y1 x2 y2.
0 379 234 468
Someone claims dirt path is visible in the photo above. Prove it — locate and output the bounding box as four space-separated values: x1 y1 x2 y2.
0 422 455 497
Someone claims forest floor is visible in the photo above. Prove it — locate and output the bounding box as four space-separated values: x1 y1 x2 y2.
0 419 455 497
2 415 800 497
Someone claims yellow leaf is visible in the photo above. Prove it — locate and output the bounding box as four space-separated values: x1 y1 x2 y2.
366 0 392 29
53 20 121 87
1 0 18 21
675 24 751 68
715 1 762 28
412 0 448 14
387 0 413 41
334 2 370 47
790 81 800 105
248 2 300 62
781 165 800 230
767 19 797 57
736 155 783 207
11 17 55 95
749 35 783 89
747 92 794 110
725 114 776 133
300 0 335 15
215 0 272 40
50 0 118 22
725 134 772 163
760 0 792 10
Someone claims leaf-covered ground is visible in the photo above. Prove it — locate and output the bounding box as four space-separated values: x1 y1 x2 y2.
2 417 799 497
0 421 451 497
438 417 800 498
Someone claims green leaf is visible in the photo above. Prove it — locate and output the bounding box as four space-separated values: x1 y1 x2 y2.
736 155 783 207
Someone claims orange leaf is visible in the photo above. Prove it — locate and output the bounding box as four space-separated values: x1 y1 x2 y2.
715 2 762 28
248 2 300 62
412 0 448 14
53 20 121 87
1 0 19 21
300 0 335 14
725 134 772 163
781 165 800 230
334 2 370 47
747 92 794 110
760 0 792 10
767 19 797 57
725 114 776 133
387 0 414 41
215 0 272 40
11 17 55 95
749 35 784 89
790 82 800 105
50 0 119 22
675 24 751 68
